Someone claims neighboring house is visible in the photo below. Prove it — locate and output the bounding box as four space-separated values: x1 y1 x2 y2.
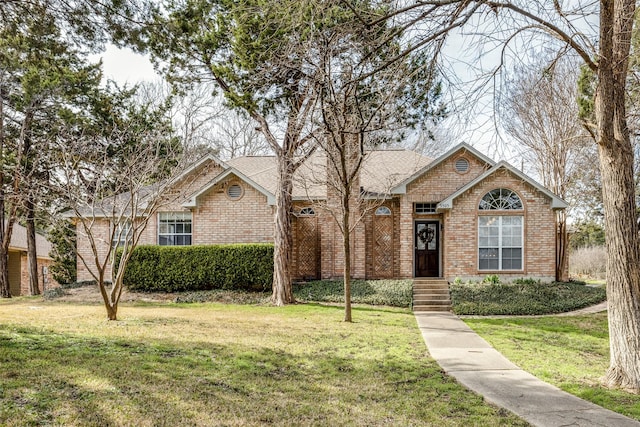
7 223 59 296
75 143 567 283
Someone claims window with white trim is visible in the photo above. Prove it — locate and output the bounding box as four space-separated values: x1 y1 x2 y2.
479 188 523 210
112 220 132 248
415 203 437 214
158 212 192 246
478 216 523 270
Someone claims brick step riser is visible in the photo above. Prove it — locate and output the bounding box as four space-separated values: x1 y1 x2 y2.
413 295 450 301
414 290 449 294
412 279 452 312
413 299 451 305
413 305 450 312
413 280 449 285
413 293 450 299
413 285 449 289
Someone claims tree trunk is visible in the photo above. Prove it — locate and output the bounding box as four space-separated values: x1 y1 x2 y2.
0 87 9 298
596 0 640 392
598 140 640 391
271 155 295 305
25 199 40 295
0 249 11 298
343 190 352 322
555 210 568 282
0 215 15 298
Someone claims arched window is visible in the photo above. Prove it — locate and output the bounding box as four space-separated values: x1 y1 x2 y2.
479 188 523 210
298 207 315 216
478 189 523 271
375 206 392 216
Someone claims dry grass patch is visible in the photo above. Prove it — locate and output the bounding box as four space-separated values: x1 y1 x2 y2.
0 298 527 426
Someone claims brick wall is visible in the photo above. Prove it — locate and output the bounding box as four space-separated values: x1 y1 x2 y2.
192 177 274 244
398 152 489 277
19 256 59 295
74 150 560 284
75 159 226 282
76 218 112 282
400 154 558 281
442 168 556 282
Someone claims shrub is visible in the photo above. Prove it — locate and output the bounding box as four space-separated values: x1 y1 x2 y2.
483 274 501 285
450 281 606 316
61 280 97 289
47 221 76 285
569 246 606 279
293 279 413 307
43 287 67 300
512 278 540 285
122 244 274 292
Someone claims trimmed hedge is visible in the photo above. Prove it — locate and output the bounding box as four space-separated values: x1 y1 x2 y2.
122 244 274 292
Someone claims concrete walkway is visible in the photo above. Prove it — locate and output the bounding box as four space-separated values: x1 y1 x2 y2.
415 311 640 427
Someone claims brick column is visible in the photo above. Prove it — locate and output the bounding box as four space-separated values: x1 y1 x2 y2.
399 199 414 278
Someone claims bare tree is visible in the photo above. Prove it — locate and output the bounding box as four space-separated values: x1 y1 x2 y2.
379 0 639 392
55 125 197 320
308 19 444 321
500 55 595 281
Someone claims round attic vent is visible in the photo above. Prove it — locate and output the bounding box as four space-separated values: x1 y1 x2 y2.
454 157 469 173
227 184 243 200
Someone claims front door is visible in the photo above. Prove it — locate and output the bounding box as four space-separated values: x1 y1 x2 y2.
415 221 439 277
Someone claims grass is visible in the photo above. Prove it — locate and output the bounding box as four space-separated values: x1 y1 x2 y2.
465 313 640 421
450 281 606 315
0 298 526 427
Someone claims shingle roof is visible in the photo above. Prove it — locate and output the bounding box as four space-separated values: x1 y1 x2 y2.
8 222 53 259
227 149 432 199
360 150 432 194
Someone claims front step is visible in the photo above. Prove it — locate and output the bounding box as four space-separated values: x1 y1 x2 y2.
412 279 451 312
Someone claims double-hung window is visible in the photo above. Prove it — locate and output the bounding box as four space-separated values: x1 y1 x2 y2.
112 220 132 249
158 212 192 246
478 189 523 271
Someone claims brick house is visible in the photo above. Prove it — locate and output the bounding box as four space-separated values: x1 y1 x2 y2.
7 223 59 296
75 143 566 283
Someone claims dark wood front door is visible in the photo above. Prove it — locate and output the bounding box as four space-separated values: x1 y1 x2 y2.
415 221 439 277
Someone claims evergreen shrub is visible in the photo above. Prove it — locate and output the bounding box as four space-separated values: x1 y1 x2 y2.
122 244 273 292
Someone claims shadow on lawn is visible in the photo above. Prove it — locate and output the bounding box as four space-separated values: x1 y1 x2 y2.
0 323 524 426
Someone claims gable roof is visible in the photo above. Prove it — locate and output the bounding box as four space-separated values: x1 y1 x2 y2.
390 142 495 194
437 161 568 210
183 166 277 206
186 149 433 204
8 222 53 259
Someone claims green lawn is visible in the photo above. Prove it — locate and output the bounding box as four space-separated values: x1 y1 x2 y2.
0 298 526 426
466 313 640 421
